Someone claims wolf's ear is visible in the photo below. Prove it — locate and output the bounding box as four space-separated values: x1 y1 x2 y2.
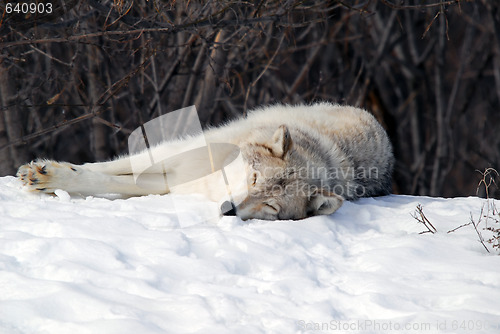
308 191 344 216
270 125 292 158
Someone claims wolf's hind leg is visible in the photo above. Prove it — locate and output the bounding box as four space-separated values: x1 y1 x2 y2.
81 139 197 176
82 157 134 175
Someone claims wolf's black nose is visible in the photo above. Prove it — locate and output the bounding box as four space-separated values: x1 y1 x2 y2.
221 201 237 216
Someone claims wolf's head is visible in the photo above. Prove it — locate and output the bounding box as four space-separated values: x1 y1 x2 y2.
227 125 343 220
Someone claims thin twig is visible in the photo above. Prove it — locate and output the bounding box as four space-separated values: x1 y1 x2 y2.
381 0 464 10
447 222 472 233
412 204 437 234
476 168 499 199
471 212 491 253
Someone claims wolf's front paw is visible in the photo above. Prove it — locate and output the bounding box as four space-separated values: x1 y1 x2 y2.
17 160 77 193
17 160 50 192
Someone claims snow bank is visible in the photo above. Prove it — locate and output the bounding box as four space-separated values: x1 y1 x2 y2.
1 176 499 334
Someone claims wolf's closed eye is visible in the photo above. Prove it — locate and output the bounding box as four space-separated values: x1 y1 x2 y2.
263 202 279 213
251 172 258 186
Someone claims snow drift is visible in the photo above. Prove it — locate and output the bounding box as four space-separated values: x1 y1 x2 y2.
1 176 499 334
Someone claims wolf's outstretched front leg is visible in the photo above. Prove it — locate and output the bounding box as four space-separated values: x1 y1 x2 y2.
17 159 169 196
17 160 78 193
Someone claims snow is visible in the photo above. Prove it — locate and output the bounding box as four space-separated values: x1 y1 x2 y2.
1 175 499 334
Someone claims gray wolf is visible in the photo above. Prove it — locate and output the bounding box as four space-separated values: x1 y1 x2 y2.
17 103 394 220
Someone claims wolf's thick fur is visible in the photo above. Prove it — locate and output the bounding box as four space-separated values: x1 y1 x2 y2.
17 103 394 220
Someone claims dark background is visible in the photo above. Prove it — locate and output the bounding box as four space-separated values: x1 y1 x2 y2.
1 0 499 198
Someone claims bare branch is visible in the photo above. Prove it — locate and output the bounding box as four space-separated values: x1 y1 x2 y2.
412 204 437 234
